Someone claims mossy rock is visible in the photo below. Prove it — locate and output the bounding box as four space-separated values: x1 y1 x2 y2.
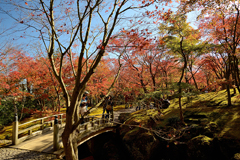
122 127 142 142
122 130 159 160
187 135 213 159
190 135 213 145
203 122 218 137
119 113 132 123
119 110 162 160
234 153 240 160
119 112 157 138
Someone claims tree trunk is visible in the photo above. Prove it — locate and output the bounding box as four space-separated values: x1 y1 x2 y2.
57 93 61 112
233 57 240 93
177 37 186 124
177 67 185 124
140 78 148 93
226 54 232 106
62 129 78 160
190 70 198 90
165 71 168 89
178 86 184 123
227 84 232 106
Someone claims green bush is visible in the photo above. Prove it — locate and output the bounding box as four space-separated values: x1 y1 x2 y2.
0 100 16 126
0 96 45 126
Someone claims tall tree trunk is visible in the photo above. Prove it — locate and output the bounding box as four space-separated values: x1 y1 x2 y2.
149 63 156 91
57 93 61 112
226 55 232 106
189 69 198 90
152 76 156 91
192 74 198 90
233 56 240 93
62 129 79 160
178 37 186 124
227 84 231 106
178 86 184 123
165 71 168 89
177 64 185 124
51 100 55 111
178 71 185 124
140 78 148 93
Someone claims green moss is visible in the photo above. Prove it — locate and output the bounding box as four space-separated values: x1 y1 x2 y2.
191 135 213 145
123 127 140 141
234 153 240 160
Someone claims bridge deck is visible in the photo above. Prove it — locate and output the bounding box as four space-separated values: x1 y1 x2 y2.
9 107 136 155
10 128 64 153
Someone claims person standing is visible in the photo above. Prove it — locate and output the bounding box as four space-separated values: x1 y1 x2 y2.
104 96 114 119
102 97 107 118
80 95 87 117
136 101 141 111
83 91 90 110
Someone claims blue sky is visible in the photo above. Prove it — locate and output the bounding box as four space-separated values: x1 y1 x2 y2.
0 0 199 57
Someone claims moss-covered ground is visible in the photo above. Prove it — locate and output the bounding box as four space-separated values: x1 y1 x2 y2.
128 89 240 140
117 89 240 160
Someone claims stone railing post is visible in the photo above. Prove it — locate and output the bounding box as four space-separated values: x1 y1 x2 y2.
111 111 114 121
84 124 88 130
91 121 95 128
40 118 44 130
12 113 19 145
53 115 59 151
97 119 100 126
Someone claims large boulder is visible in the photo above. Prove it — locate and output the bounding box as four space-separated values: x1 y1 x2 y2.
118 109 161 160
122 129 159 160
118 113 131 123
187 135 214 159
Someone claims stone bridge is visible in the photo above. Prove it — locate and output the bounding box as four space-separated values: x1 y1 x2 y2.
10 113 116 158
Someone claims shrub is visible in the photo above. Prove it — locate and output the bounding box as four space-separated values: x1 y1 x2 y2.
5 134 10 140
0 96 46 126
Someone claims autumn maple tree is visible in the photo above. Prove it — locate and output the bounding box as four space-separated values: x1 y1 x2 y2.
179 0 240 106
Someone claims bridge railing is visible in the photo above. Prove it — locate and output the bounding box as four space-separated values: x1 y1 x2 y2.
79 113 113 130
53 113 113 151
13 112 114 151
12 113 66 145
